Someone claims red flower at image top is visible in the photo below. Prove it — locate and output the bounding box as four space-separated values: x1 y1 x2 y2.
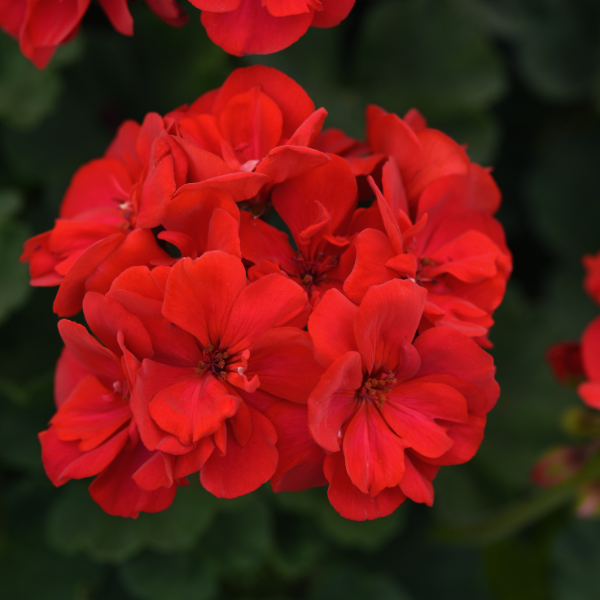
0 0 356 67
189 0 355 55
0 0 187 68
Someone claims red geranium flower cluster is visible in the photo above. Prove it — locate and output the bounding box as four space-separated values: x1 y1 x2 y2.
0 0 355 68
533 251 600 516
26 67 509 520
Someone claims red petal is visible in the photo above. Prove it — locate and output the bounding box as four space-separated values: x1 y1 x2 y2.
132 451 175 491
380 394 454 459
308 288 358 368
89 440 176 517
40 426 129 486
324 452 405 521
163 253 247 348
581 316 600 382
82 229 171 299
222 274 308 355
54 347 94 408
59 158 132 219
311 0 355 27
354 279 426 373
212 65 315 140
308 351 362 453
256 145 330 185
51 376 131 451
58 319 122 384
98 0 133 35
399 453 438 505
131 360 198 455
414 327 499 416
148 371 241 446
52 232 125 317
200 406 278 498
272 155 357 243
343 229 397 304
245 328 324 403
267 401 327 492
429 413 487 465
343 401 408 496
82 292 153 361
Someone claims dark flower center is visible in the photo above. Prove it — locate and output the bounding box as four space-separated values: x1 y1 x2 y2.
196 344 229 379
359 370 397 407
292 252 339 291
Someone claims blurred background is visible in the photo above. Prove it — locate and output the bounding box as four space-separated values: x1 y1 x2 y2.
1 0 600 598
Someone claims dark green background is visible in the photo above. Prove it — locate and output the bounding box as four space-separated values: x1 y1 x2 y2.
2 0 600 598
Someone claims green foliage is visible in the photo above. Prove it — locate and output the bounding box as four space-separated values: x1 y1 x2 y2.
1 0 600 599
0 190 30 326
46 481 218 562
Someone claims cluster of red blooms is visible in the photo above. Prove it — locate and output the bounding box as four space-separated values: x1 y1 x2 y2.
533 252 600 516
0 0 355 68
23 66 510 520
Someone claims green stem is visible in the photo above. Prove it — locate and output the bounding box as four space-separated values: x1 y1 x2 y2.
435 451 600 545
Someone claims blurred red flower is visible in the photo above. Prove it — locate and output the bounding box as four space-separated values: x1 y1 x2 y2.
191 0 355 55
0 0 187 68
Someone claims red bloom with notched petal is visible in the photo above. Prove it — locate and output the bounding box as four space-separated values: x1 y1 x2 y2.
344 161 512 342
191 0 355 56
127 251 323 498
21 66 330 316
0 0 187 69
292 279 499 520
240 154 358 305
178 65 329 207
39 287 181 517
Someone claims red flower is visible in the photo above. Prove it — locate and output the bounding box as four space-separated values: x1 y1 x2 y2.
578 316 600 410
0 0 187 69
546 341 584 386
190 0 355 56
22 66 329 316
122 251 323 498
584 251 600 305
239 154 357 305
298 279 498 520
318 106 502 214
39 288 181 517
178 65 329 206
343 161 512 342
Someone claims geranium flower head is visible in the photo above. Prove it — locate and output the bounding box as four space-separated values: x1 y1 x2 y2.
39 282 182 517
191 0 355 56
299 278 499 520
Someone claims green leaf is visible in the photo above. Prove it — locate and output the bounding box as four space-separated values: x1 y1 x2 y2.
0 36 62 130
553 518 600 600
308 567 413 600
119 551 217 600
0 190 31 325
46 481 218 563
201 496 273 578
275 487 406 551
356 0 507 116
